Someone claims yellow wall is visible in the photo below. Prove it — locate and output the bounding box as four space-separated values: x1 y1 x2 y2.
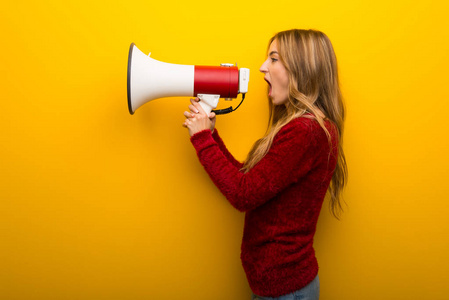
1 0 448 299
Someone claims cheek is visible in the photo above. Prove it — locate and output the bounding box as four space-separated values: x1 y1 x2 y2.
272 71 289 99
279 69 289 89
277 69 290 104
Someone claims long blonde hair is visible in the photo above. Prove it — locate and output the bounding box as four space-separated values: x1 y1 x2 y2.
242 29 348 218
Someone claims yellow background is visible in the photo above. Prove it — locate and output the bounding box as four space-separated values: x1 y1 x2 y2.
1 0 448 299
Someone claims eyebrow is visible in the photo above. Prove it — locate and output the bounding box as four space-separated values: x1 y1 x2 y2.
269 51 279 56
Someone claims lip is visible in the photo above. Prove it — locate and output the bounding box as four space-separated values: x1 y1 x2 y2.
264 77 272 96
264 77 271 86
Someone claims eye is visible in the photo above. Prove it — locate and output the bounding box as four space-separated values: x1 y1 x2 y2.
271 57 278 63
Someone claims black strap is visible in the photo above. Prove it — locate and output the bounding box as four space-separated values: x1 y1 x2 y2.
212 93 246 115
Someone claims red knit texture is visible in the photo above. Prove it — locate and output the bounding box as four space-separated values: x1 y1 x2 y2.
190 116 338 297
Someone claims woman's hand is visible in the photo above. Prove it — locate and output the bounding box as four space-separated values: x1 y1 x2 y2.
182 97 216 137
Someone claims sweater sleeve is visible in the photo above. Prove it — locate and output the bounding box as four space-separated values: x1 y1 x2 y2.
190 119 318 212
211 129 244 169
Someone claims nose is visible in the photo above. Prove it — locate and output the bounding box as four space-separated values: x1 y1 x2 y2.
259 59 268 73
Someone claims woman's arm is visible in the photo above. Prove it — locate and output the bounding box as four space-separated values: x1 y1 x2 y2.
182 97 243 168
211 129 244 169
190 119 318 212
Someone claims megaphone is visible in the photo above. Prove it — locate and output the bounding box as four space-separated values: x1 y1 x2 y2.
127 43 250 115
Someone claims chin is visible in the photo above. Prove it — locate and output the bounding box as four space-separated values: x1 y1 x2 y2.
271 98 288 106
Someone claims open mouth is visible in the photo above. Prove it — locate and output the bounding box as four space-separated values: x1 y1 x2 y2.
264 78 272 96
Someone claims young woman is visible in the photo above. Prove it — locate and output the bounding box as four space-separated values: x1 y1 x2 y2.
182 29 347 300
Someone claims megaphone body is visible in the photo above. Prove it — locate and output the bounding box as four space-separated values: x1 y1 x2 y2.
127 43 250 115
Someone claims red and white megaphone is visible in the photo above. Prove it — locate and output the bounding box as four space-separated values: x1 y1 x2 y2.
127 43 250 115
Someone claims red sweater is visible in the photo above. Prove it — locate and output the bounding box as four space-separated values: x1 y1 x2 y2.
190 116 338 297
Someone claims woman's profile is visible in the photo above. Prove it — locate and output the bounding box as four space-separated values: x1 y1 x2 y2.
183 29 347 300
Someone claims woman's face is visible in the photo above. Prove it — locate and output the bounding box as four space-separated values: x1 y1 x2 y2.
259 39 290 106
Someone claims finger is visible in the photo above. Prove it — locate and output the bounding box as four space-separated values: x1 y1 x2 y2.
188 105 199 114
209 112 216 119
190 98 200 105
191 98 205 111
193 101 206 115
190 99 204 114
184 111 196 118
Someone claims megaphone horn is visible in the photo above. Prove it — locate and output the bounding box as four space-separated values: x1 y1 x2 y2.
127 43 250 115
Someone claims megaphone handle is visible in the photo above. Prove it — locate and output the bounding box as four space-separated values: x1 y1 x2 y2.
197 94 220 115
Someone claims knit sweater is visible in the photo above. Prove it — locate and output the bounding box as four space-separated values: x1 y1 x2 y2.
190 115 338 297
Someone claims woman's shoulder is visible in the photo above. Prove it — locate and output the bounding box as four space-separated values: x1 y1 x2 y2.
283 113 327 131
274 115 318 143
280 113 337 142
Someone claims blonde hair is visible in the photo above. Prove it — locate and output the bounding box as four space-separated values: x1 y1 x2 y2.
242 29 348 218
